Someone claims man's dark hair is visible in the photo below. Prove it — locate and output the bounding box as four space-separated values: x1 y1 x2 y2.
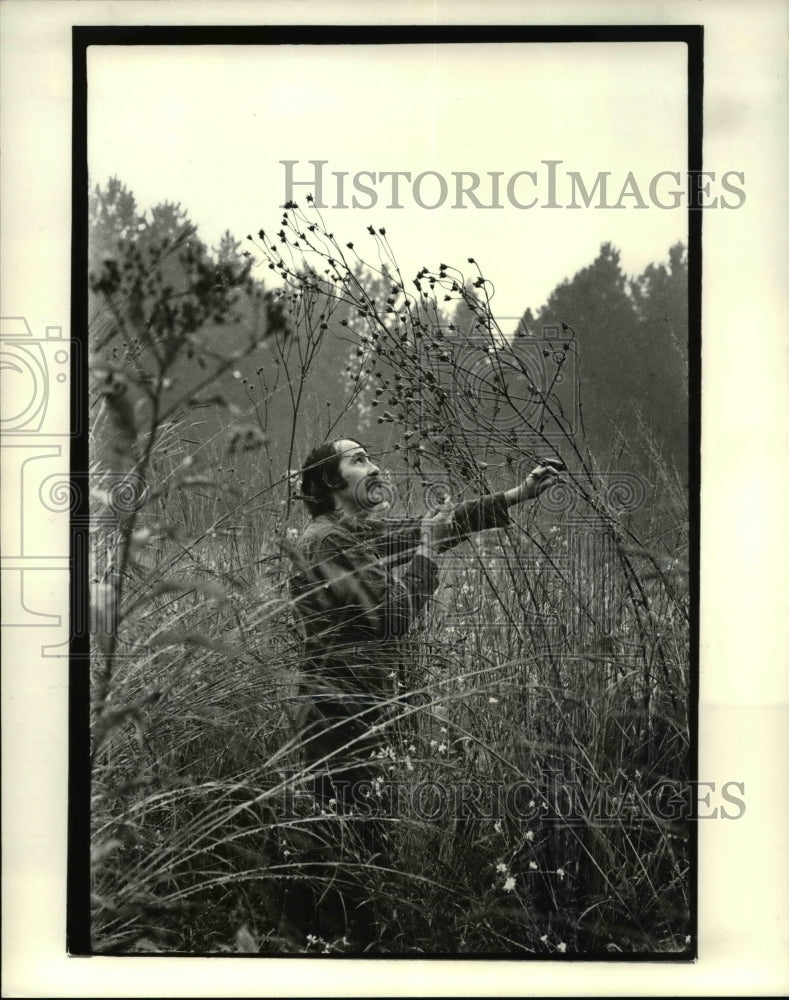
300 439 362 518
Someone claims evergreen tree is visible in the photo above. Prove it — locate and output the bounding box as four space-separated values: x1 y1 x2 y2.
521 242 688 475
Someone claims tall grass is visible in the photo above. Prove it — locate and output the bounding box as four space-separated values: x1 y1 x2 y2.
89 201 690 955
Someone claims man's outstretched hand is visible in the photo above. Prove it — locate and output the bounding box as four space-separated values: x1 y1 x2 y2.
416 461 565 563
525 463 561 499
501 463 563 507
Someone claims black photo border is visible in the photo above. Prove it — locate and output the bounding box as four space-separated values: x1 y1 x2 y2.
70 22 702 961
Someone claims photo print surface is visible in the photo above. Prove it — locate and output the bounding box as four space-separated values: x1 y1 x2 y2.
80 27 698 957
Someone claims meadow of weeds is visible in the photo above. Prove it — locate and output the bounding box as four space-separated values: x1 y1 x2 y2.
87 189 692 955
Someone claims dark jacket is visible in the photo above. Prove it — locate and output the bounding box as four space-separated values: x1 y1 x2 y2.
288 493 510 792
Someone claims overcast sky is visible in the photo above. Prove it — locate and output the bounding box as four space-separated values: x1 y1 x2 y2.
89 42 688 328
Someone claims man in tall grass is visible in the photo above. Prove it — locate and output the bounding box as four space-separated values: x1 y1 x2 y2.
286 438 556 944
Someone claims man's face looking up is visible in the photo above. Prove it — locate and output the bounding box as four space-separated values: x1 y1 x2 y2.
332 440 382 515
